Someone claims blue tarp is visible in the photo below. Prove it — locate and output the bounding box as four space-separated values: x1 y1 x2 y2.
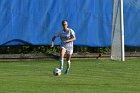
0 0 140 46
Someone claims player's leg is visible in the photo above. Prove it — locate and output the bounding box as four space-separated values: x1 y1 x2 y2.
59 47 66 70
65 50 72 74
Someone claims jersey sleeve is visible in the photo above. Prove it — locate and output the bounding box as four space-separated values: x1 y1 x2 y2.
55 32 61 37
70 29 75 37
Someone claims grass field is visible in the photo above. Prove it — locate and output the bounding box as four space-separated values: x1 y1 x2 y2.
0 58 140 93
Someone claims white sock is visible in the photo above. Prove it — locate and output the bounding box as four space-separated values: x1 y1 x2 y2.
59 57 64 69
67 61 71 70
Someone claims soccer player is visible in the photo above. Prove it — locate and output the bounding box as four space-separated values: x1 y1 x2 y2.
51 20 76 75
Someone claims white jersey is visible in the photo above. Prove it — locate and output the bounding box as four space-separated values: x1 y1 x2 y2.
56 28 75 51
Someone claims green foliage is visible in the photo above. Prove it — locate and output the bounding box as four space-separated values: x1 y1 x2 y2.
125 46 140 52
75 46 111 53
95 47 111 53
0 46 139 54
0 46 60 54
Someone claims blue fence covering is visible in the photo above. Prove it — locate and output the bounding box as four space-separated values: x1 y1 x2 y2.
0 0 140 46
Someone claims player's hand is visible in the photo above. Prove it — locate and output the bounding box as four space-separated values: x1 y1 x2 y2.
50 42 54 48
50 45 54 48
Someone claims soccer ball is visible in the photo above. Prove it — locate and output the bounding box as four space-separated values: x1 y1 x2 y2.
53 68 61 76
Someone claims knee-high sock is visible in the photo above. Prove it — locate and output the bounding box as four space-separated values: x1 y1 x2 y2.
67 60 71 70
59 57 64 69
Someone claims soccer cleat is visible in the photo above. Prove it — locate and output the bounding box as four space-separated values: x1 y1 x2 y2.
65 69 69 75
59 68 63 71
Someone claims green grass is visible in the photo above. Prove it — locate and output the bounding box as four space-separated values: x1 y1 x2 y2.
0 58 140 93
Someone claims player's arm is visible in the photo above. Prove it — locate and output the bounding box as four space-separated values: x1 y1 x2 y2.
51 36 57 48
51 32 60 48
65 35 76 43
65 30 76 43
